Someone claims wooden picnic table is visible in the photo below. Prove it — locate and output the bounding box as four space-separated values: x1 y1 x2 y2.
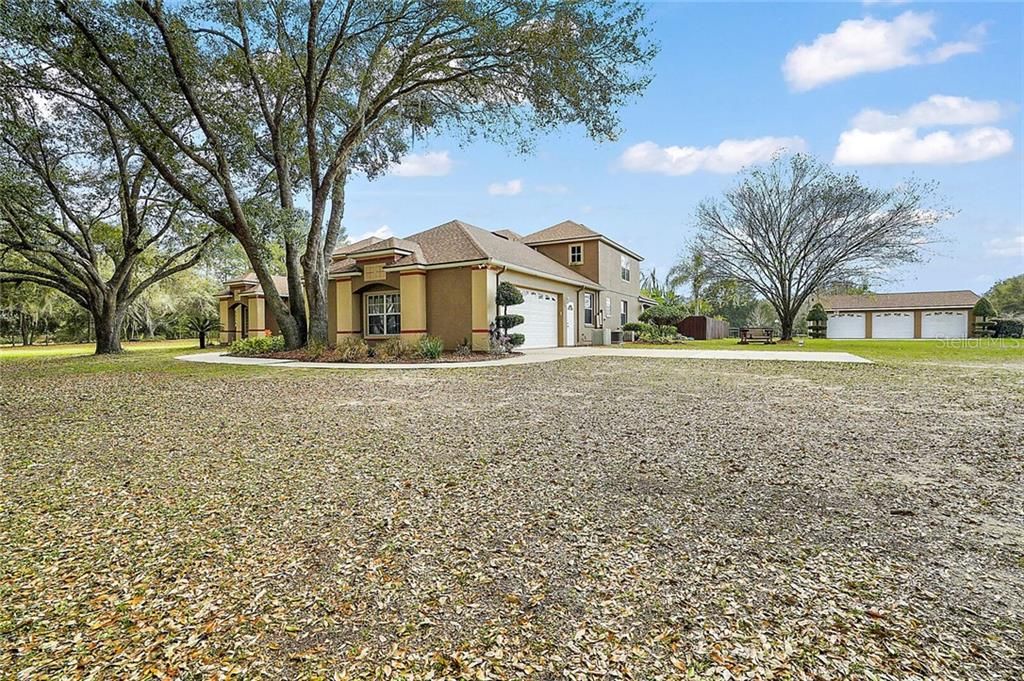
738 327 776 345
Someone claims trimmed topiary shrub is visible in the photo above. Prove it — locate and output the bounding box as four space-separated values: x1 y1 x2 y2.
228 335 285 356
492 282 525 351
973 297 996 319
416 335 444 359
622 322 652 334
806 303 828 338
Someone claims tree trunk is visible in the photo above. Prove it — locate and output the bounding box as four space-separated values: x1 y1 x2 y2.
284 240 308 348
93 306 125 354
304 261 329 346
779 314 795 341
198 331 206 349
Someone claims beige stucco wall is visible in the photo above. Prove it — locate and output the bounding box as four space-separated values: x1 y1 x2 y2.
531 240 600 284
426 267 473 349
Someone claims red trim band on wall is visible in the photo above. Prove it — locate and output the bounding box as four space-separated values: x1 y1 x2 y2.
471 328 490 333
400 329 428 334
337 330 363 334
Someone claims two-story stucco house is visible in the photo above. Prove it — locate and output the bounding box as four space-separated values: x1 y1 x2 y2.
217 219 645 350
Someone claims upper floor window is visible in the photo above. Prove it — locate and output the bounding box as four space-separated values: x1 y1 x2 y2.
620 255 631 281
366 292 400 336
569 244 584 265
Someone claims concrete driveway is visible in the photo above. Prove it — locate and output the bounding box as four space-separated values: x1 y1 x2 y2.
178 345 870 369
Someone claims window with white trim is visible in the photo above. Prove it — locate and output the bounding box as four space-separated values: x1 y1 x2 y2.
366 292 400 336
569 244 584 265
620 299 628 326
620 255 631 282
583 292 594 326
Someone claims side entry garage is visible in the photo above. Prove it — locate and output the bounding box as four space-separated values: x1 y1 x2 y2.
511 288 559 349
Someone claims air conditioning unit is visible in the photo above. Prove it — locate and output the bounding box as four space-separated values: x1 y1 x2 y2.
611 330 623 344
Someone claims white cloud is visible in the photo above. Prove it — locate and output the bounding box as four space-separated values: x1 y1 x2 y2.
834 126 1013 165
349 225 393 242
834 95 1014 165
619 137 806 176
487 179 523 196
852 95 1010 131
783 12 985 91
535 183 569 195
389 151 452 177
984 234 1024 258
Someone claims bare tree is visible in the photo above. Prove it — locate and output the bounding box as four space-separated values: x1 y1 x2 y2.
2 0 655 348
694 154 948 340
0 93 216 354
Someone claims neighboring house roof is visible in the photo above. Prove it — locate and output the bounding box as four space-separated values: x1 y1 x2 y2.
521 220 643 260
331 235 384 258
819 290 979 311
219 273 289 298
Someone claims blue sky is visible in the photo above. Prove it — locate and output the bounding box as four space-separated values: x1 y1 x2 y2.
342 2 1023 295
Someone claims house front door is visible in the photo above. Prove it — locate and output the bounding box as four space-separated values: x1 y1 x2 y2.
565 302 575 347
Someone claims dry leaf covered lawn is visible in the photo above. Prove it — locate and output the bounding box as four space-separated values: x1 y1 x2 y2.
2 349 1022 679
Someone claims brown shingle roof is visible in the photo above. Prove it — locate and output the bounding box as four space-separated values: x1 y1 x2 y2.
331 236 383 258
491 229 522 241
820 290 979 311
521 220 601 244
391 220 599 286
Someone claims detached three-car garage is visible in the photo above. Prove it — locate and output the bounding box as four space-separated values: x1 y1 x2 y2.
820 290 978 339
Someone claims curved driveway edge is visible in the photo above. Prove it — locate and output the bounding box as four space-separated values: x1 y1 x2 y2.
177 346 871 369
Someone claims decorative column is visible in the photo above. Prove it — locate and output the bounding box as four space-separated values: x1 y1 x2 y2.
250 297 267 336
471 266 496 351
218 299 230 344
335 278 357 343
399 270 428 343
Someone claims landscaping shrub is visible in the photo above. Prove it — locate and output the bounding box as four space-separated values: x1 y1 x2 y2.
507 333 525 348
494 283 526 347
374 337 414 361
228 335 285 356
417 335 444 359
658 324 678 337
622 322 652 334
639 303 686 327
992 319 1023 338
455 338 472 356
494 314 525 331
806 303 828 339
973 297 996 319
305 340 328 360
336 337 369 361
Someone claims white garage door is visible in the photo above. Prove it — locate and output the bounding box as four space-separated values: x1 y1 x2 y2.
872 311 914 339
827 313 865 339
510 289 558 349
921 310 967 338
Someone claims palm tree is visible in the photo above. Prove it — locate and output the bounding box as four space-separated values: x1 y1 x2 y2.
640 268 683 305
668 244 712 315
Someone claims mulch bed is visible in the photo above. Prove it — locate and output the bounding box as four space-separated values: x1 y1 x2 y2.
258 349 521 363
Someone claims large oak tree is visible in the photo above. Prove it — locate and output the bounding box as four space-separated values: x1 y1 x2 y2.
694 154 949 340
2 0 655 348
0 91 217 353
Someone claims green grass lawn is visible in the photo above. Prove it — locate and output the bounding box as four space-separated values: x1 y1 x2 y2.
634 337 1024 365
0 337 202 359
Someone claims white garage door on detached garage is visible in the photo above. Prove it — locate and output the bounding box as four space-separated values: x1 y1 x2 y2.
511 288 558 348
827 312 865 339
922 310 968 338
872 311 914 339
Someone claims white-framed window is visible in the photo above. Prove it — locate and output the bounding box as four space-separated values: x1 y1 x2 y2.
569 243 583 265
366 292 400 336
620 299 628 326
620 255 631 282
583 292 594 326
